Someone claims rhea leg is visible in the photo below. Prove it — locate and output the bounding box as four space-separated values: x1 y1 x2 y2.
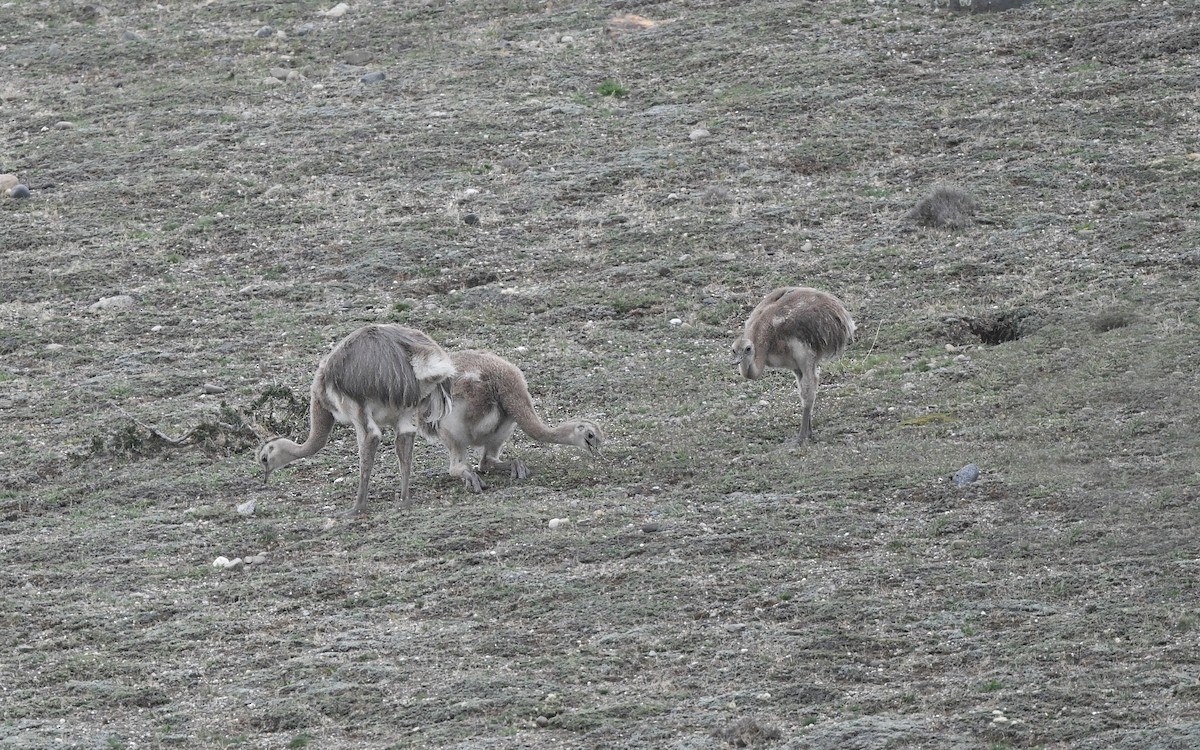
352 421 382 515
793 363 819 443
443 433 484 493
394 431 416 506
479 422 528 480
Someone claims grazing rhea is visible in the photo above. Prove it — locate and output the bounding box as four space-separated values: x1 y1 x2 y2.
732 287 855 444
255 324 455 515
421 350 604 493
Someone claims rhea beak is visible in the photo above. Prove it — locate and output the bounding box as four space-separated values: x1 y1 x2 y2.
732 352 745 367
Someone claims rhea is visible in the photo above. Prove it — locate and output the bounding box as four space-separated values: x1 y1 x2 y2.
421 350 604 493
255 324 455 515
732 286 855 444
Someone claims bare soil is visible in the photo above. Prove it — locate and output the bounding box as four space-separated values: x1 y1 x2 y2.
2 1 1199 748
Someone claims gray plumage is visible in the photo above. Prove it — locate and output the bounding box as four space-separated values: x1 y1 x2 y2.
421 350 604 493
256 324 455 515
732 287 855 443
907 185 979 229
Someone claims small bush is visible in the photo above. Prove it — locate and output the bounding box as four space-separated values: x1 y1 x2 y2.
597 79 628 97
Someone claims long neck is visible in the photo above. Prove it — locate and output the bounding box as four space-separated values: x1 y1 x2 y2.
292 393 336 457
503 389 579 447
747 326 774 379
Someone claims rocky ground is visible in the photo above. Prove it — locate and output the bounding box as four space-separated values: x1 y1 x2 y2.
2 0 1199 748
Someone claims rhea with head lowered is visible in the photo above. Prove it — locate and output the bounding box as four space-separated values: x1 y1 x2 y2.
256 324 455 515
732 286 855 444
421 350 604 493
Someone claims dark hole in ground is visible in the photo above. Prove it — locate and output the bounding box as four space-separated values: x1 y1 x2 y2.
939 308 1039 346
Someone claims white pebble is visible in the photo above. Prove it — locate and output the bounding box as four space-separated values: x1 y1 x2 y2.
548 517 569 529
236 499 256 516
245 552 268 564
689 128 710 141
212 556 230 567
320 2 350 17
669 318 682 327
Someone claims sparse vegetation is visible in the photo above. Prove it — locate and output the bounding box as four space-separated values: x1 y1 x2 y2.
1 1 1197 749
596 78 629 98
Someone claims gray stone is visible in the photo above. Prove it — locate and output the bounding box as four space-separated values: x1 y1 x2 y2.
360 71 386 84
89 294 135 313
952 463 980 486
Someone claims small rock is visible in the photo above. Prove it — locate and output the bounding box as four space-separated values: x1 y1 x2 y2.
224 557 244 570
254 25 274 38
121 30 142 42
261 76 284 87
320 2 351 18
952 463 980 486
236 499 256 516
548 518 569 530
462 213 480 226
245 552 268 565
202 383 227 395
89 294 135 313
801 239 813 252
54 120 75 130
689 127 710 141
295 23 315 36
44 343 65 353
269 67 292 80
0 174 18 192
642 522 664 533
213 556 230 568
360 71 386 84
8 184 30 199
535 716 550 728
669 318 682 327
